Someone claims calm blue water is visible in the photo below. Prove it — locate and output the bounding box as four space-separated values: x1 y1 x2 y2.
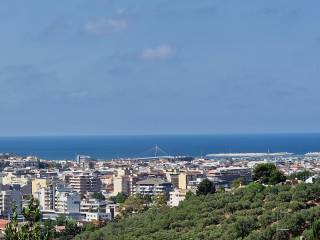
0 134 319 160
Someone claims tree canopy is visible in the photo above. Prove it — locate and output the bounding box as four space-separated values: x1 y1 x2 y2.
5 197 50 240
74 181 320 240
151 193 168 208
110 192 128 204
252 163 286 185
91 192 105 201
196 179 216 195
119 196 146 217
288 170 313 181
232 177 246 188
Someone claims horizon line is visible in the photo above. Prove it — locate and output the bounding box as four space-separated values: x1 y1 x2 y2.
1 132 320 138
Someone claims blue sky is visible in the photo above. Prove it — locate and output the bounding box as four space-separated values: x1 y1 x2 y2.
1 0 320 136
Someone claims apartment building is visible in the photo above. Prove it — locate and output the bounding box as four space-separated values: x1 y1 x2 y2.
2 173 31 186
133 178 173 197
0 190 22 217
208 167 252 187
69 174 101 194
34 182 56 211
169 189 187 207
32 178 52 195
178 171 206 190
165 169 180 188
76 155 96 169
55 188 80 213
80 198 113 222
113 176 129 195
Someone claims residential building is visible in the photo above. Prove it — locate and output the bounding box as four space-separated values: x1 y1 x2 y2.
69 174 101 194
134 178 173 197
209 167 252 187
32 178 52 195
178 171 205 190
55 188 80 213
76 155 96 169
83 212 111 222
165 170 180 188
113 176 129 196
169 189 187 207
0 190 22 217
2 173 31 186
80 198 112 222
34 183 56 211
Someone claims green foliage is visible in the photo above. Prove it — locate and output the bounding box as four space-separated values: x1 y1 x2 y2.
234 216 257 239
5 198 97 240
110 192 128 204
313 220 320 240
151 193 168 208
252 163 286 185
120 196 147 217
139 194 152 204
5 197 50 240
246 182 265 193
232 177 246 188
83 223 97 232
74 181 320 240
91 192 106 201
64 219 81 238
55 213 82 239
5 205 20 240
43 220 55 238
303 229 314 240
56 214 67 226
196 179 216 196
288 170 312 181
185 190 195 200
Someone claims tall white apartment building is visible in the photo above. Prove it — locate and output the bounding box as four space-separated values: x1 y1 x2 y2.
55 188 80 213
113 176 129 195
69 174 101 194
34 183 56 211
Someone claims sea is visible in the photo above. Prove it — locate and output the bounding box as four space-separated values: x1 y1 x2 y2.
0 134 320 160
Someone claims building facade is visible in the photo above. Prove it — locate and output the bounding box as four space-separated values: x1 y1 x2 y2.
134 178 173 197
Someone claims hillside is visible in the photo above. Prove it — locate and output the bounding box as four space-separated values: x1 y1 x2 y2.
74 182 320 240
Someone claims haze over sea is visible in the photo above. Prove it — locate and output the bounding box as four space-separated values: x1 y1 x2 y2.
0 134 320 160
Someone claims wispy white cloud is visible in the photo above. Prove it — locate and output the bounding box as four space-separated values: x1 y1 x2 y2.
84 18 127 35
141 45 176 60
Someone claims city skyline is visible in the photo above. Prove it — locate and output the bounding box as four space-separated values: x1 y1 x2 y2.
1 0 320 136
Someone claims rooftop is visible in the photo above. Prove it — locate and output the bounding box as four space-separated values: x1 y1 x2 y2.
136 178 168 186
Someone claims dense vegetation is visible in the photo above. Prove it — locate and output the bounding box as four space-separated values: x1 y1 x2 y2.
6 198 96 240
74 180 320 240
252 163 286 185
288 170 313 181
92 192 106 201
6 198 51 240
110 193 128 204
6 163 318 239
196 178 216 196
